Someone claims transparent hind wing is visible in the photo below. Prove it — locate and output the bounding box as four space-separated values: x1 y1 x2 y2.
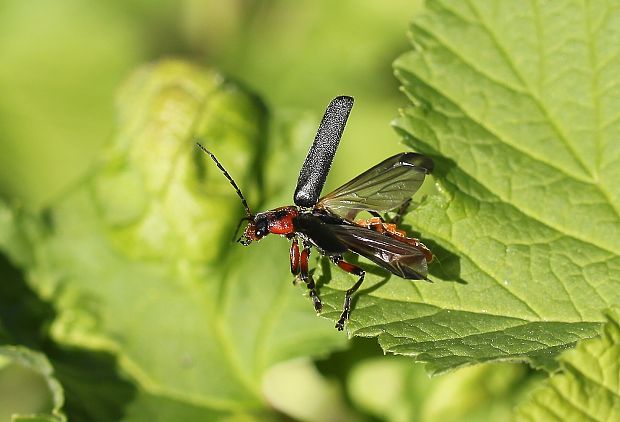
316 153 433 220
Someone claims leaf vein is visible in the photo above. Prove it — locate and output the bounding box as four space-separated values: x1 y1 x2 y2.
400 98 620 257
563 360 620 401
549 382 600 421
464 0 595 177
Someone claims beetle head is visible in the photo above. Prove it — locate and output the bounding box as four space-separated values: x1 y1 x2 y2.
238 214 269 245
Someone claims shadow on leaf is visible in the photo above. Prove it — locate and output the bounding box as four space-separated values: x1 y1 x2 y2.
0 252 137 421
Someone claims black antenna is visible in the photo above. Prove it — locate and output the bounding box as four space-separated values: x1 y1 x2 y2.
294 96 354 208
196 143 253 217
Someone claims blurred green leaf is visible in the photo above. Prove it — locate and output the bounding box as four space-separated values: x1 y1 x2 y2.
1 216 139 422
348 357 539 422
261 359 359 421
313 338 538 422
515 308 620 421
316 0 620 373
5 60 346 418
0 0 144 208
0 346 65 422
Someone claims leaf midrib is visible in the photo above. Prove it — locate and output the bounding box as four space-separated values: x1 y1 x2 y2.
411 1 620 223
397 74 620 258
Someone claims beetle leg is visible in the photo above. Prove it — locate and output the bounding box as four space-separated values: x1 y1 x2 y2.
367 198 411 226
330 255 365 331
290 238 300 284
300 243 322 313
368 211 385 221
392 198 412 226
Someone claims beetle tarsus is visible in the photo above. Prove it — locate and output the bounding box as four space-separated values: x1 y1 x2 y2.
331 256 365 331
310 290 323 313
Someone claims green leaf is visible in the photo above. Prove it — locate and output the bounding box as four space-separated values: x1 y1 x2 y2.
0 346 65 422
348 358 537 422
515 308 620 421
1 220 140 422
9 60 345 417
317 0 620 373
120 389 256 422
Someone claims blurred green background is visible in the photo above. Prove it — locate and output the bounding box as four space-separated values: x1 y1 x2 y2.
0 1 538 420
0 0 420 210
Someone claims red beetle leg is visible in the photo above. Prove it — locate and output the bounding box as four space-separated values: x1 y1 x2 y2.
300 244 322 313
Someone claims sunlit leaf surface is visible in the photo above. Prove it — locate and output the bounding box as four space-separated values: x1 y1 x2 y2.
317 0 620 374
515 309 620 421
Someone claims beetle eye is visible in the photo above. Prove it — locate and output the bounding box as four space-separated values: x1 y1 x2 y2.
254 219 269 238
